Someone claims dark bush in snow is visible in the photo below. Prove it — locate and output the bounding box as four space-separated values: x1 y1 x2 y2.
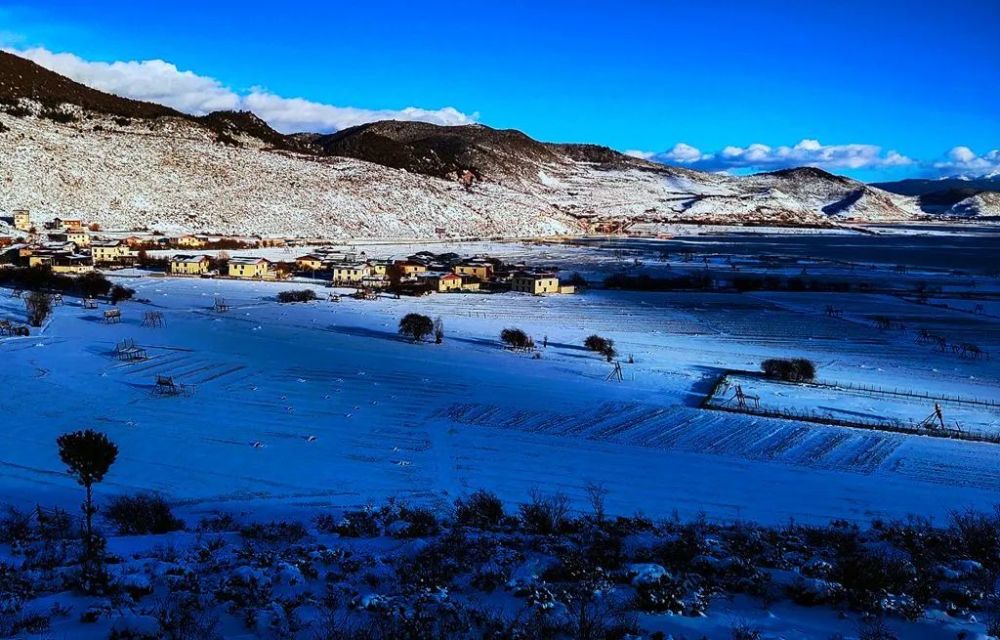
276 289 317 303
239 521 307 544
317 508 380 538
76 271 112 299
197 512 238 532
519 490 573 535
105 493 184 535
454 490 505 529
761 358 817 382
499 327 533 350
398 313 434 342
392 506 440 538
109 284 135 305
583 334 617 361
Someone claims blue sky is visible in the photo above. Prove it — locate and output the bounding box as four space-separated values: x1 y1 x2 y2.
2 0 998 180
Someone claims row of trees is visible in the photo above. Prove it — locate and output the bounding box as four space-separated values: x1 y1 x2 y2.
398 313 620 364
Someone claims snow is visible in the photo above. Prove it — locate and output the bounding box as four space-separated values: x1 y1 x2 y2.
0 110 939 240
2 237 999 528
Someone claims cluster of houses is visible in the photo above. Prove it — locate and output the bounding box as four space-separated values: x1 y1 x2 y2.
168 248 576 296
1 210 576 297
0 210 290 274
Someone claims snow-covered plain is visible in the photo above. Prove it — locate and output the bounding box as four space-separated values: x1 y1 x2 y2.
3 237 1000 528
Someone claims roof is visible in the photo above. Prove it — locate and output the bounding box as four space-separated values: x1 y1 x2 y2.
229 256 270 265
171 254 210 263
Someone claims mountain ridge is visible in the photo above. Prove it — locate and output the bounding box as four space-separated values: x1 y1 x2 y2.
1 49 992 236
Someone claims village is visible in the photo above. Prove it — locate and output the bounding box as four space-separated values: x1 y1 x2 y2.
0 208 578 298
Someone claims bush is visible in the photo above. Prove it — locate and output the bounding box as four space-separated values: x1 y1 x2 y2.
499 327 533 350
761 358 816 382
24 291 52 327
276 289 316 303
393 506 440 538
319 508 380 538
239 521 307 544
519 489 572 535
454 490 505 529
110 285 135 305
398 313 434 342
77 271 112 299
105 493 184 535
583 334 617 361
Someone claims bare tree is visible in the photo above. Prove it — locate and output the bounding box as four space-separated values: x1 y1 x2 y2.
25 291 53 327
585 481 608 523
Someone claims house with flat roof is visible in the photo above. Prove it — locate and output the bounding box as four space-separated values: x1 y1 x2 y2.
228 256 272 279
170 254 211 276
92 240 136 265
511 273 561 295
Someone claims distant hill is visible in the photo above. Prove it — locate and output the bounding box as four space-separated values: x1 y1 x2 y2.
872 176 1000 216
873 176 1000 197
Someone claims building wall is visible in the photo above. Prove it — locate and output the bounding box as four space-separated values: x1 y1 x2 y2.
436 276 463 292
512 277 560 294
228 262 268 278
171 260 208 275
67 232 91 247
455 264 491 279
13 212 31 232
52 263 93 274
333 267 368 283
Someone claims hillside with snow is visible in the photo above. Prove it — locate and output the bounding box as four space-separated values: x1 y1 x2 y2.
0 50 940 236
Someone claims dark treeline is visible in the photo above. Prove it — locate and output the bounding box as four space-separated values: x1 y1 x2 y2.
0 266 111 297
603 271 933 294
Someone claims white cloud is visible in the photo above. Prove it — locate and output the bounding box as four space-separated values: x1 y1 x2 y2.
5 46 478 133
642 139 914 173
933 146 1000 176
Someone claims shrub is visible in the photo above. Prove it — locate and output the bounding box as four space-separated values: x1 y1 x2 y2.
761 358 816 382
76 271 112 299
239 521 307 544
24 291 52 326
583 334 617 361
398 313 434 342
454 490 505 529
731 622 763 640
110 285 135 305
276 289 316 303
105 493 184 535
40 109 77 124
197 512 238 532
565 272 588 288
519 489 572 535
319 508 380 538
500 327 533 350
393 506 440 538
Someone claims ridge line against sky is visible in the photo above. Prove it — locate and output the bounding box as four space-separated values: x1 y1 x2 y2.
1 0 998 181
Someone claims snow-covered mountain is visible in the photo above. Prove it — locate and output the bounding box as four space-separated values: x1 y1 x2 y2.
0 50 941 237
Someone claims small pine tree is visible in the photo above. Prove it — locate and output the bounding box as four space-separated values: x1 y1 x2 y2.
56 430 118 574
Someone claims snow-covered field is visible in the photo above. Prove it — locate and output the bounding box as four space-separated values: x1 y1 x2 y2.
3 236 1000 528
707 372 1000 436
